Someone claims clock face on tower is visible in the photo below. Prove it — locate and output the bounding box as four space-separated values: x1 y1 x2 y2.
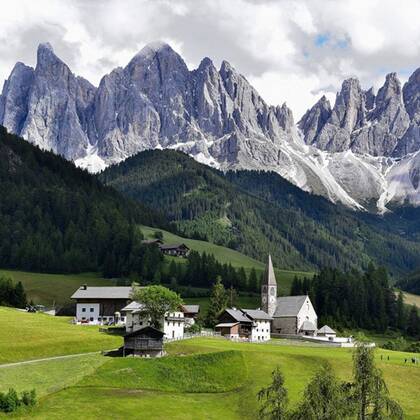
270 287 276 296
262 296 267 304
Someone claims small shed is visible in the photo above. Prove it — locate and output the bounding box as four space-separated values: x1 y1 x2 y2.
317 325 337 338
123 326 165 357
299 320 317 336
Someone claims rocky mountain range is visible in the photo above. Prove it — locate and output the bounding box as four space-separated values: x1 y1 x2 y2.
1 42 420 212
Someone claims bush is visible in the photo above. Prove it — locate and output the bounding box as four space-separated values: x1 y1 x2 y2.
0 388 36 413
186 322 202 334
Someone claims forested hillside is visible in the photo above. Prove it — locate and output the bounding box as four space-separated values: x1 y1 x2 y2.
0 126 165 276
100 149 420 276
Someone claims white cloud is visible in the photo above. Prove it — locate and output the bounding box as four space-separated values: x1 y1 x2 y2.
0 0 419 120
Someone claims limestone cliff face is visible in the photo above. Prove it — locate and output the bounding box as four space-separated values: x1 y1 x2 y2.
1 42 420 212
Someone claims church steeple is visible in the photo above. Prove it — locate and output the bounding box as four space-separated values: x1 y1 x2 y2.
261 254 277 317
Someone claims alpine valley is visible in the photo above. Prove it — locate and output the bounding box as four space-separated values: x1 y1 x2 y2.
1 41 420 213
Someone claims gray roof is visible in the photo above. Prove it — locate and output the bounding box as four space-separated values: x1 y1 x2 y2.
121 301 143 312
300 320 316 331
273 295 308 317
263 254 277 286
71 286 132 300
317 325 336 334
225 308 252 323
159 243 189 250
242 309 272 320
182 304 200 314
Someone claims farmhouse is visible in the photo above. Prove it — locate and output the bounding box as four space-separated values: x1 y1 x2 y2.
121 301 185 339
123 326 164 357
215 308 272 341
159 243 190 257
71 285 132 324
261 255 318 335
182 304 200 326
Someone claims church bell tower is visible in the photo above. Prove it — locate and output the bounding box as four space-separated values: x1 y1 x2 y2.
261 254 277 317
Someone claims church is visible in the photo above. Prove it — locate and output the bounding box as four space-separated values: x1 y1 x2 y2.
261 255 318 335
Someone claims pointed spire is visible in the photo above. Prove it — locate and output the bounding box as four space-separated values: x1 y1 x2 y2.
265 254 277 286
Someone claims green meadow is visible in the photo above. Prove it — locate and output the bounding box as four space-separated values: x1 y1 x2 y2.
0 270 117 307
0 307 418 419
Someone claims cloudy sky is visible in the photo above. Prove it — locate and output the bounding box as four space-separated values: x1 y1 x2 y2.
1 0 420 119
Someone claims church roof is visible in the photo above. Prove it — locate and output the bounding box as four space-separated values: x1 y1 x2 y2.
264 254 277 286
273 295 308 317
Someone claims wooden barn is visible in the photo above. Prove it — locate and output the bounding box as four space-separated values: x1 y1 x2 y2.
159 243 190 257
123 326 165 357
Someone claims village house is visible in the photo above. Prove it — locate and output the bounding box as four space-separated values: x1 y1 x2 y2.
159 243 190 257
182 304 200 326
316 325 337 339
71 285 132 324
123 326 165 358
215 308 272 341
121 301 185 339
261 255 318 335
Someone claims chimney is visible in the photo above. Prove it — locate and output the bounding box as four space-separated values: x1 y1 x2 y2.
81 284 87 290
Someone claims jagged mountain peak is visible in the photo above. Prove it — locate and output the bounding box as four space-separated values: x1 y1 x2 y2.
2 42 420 212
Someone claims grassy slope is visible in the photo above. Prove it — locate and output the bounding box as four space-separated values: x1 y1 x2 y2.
10 337 419 419
141 225 313 295
0 270 117 307
0 307 122 364
403 291 420 307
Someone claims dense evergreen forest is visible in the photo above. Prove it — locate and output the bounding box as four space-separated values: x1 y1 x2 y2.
0 275 26 308
291 265 420 338
0 126 166 276
100 149 420 277
397 269 420 295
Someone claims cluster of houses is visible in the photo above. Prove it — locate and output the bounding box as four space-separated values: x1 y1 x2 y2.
71 254 351 357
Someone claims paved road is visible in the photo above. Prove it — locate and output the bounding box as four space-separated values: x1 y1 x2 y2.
0 350 112 369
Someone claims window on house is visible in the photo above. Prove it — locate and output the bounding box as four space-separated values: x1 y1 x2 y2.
82 308 86 312
90 317 94 322
90 308 94 312
82 317 86 320
103 317 107 321
98 317 102 321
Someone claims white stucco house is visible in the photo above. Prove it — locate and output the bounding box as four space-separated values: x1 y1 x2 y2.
121 301 185 339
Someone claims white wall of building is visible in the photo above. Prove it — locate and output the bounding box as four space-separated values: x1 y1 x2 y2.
251 320 271 342
296 297 317 331
164 312 184 339
76 303 100 323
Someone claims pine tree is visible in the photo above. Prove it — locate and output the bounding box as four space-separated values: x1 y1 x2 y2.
352 343 403 419
395 291 406 330
248 268 258 293
257 366 289 419
205 276 228 328
407 305 419 337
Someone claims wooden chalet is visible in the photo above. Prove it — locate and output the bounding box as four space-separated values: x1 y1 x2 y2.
215 308 253 339
123 326 165 357
159 243 190 257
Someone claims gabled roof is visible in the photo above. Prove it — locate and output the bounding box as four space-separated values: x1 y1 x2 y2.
224 308 252 323
159 243 190 250
182 304 200 314
71 286 132 300
273 295 308 317
300 320 316 331
121 301 144 312
264 254 277 286
124 326 164 338
242 309 272 320
317 325 336 334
